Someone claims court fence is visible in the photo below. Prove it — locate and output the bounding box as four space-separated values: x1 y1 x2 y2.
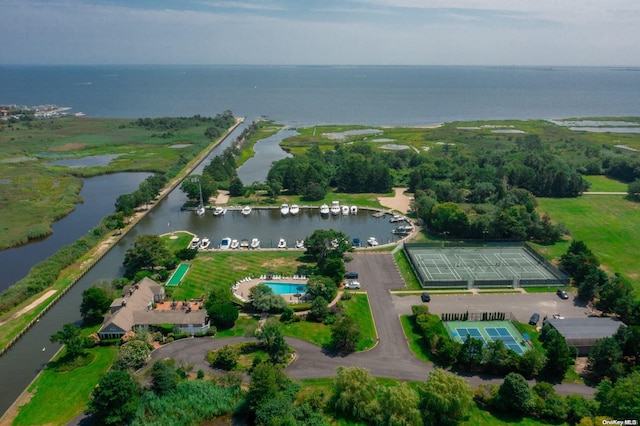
440 311 515 322
403 242 570 289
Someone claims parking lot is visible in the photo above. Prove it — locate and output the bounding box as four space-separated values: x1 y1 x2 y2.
391 291 591 326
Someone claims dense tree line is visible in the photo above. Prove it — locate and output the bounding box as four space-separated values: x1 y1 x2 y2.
115 173 167 217
133 111 235 138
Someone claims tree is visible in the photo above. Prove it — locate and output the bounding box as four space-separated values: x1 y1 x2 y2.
249 283 288 313
213 345 240 370
50 323 85 360
559 240 599 283
151 360 178 395
246 362 290 411
429 202 469 236
420 368 473 426
206 302 239 329
379 382 422 426
228 176 244 197
80 285 112 325
456 336 484 372
596 273 634 320
587 336 624 382
123 234 172 279
541 328 575 381
531 382 568 423
304 229 352 268
330 316 360 353
255 320 289 363
86 370 139 425
495 372 532 414
595 371 640 420
307 296 330 323
331 367 380 422
306 275 337 301
627 179 640 200
114 339 150 371
180 174 217 203
483 339 518 375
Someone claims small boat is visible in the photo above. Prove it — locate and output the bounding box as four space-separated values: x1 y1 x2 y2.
241 206 252 216
389 214 406 223
280 203 289 216
330 201 340 216
320 204 329 215
213 206 226 216
295 239 305 249
250 238 260 249
219 237 231 250
199 238 210 250
277 238 287 249
392 227 411 235
367 237 379 246
196 205 205 216
240 239 249 249
341 205 350 215
230 239 239 249
353 238 361 248
290 204 300 215
189 237 200 249
350 205 358 214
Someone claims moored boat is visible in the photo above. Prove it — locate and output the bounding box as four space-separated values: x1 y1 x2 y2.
199 238 210 249
189 237 200 249
320 204 329 215
241 206 252 216
350 205 358 214
290 204 300 215
367 237 379 246
389 214 406 223
250 238 260 249
213 206 226 216
277 238 287 249
219 237 231 250
330 201 340 216
196 205 205 216
280 203 290 216
295 239 305 249
230 239 239 249
240 239 249 249
341 205 350 215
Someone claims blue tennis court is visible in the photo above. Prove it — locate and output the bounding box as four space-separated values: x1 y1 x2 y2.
445 320 530 354
486 326 525 354
455 327 486 344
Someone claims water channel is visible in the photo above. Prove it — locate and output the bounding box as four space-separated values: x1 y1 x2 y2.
0 123 404 415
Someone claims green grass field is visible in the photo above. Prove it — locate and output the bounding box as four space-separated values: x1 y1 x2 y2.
536 193 640 291
583 175 628 192
13 345 118 426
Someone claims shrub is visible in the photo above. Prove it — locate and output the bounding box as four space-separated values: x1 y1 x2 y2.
213 345 240 370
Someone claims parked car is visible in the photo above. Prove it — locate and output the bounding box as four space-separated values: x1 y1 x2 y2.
344 272 359 279
344 281 361 289
421 292 431 302
556 289 569 299
529 312 540 325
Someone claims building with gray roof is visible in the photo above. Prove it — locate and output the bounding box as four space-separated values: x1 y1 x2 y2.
546 317 625 356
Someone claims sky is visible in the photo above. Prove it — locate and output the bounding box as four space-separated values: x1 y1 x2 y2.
0 0 638 66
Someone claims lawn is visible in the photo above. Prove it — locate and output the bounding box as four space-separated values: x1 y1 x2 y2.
393 249 422 290
13 345 118 426
583 175 628 192
535 194 640 291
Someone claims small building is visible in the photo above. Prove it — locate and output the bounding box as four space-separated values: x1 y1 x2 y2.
98 277 209 340
546 317 625 356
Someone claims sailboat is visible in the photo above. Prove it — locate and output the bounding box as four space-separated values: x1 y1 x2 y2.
195 181 205 216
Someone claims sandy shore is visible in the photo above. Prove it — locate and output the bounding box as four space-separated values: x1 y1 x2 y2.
377 187 412 214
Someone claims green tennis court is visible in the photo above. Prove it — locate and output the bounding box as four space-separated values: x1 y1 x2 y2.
166 263 191 287
444 320 530 354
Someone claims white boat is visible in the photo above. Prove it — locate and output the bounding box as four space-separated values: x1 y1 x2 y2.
195 181 205 216
280 203 289 216
320 204 329 215
240 239 249 249
241 206 252 216
341 205 350 215
290 204 300 215
295 239 305 249
199 238 210 250
350 205 358 214
277 238 287 249
330 201 341 216
213 206 226 216
367 237 379 246
250 238 260 249
219 237 231 250
230 239 239 249
189 237 200 249
389 214 406 223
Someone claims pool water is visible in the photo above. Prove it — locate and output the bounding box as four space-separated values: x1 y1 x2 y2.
263 282 307 295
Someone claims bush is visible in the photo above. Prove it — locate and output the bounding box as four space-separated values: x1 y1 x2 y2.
279 307 296 323
208 303 239 329
213 345 240 371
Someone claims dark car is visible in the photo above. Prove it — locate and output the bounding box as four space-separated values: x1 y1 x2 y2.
344 272 359 279
529 312 540 325
421 292 431 302
556 289 569 299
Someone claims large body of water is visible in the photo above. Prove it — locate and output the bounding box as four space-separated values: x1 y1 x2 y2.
1 65 640 417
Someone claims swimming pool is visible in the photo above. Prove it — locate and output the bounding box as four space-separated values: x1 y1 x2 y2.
263 282 308 295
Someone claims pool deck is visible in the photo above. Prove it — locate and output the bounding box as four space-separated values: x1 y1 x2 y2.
231 275 310 303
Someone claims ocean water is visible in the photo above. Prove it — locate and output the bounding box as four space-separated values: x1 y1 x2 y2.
1 65 640 125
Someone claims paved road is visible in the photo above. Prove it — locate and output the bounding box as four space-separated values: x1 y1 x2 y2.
150 252 596 397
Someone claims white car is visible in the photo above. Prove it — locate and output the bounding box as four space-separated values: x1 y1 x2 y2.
344 281 361 290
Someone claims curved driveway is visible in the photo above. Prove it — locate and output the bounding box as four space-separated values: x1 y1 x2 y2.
151 252 595 397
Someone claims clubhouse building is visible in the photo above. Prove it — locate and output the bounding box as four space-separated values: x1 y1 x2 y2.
98 277 210 340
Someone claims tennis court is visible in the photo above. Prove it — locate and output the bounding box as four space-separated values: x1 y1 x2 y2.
445 320 529 354
166 263 191 287
404 244 567 288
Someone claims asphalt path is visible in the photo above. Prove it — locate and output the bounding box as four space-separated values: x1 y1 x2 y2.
149 252 596 397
